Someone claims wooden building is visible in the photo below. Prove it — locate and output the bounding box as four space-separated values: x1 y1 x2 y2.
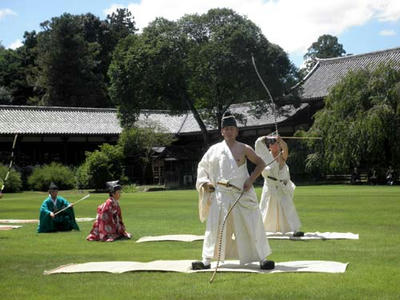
0 105 120 165
299 47 400 104
0 102 312 187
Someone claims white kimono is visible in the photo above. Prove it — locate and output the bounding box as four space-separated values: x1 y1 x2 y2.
255 137 301 233
196 140 271 264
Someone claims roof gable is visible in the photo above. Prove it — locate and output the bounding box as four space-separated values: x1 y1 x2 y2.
301 47 400 100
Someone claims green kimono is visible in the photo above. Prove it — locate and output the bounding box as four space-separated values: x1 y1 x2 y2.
37 195 80 233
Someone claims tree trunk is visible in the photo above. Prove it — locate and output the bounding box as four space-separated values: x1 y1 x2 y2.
183 96 210 146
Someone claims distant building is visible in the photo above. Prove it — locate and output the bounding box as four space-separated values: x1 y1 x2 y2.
141 102 311 187
300 46 400 104
297 47 400 180
0 105 120 165
0 102 311 187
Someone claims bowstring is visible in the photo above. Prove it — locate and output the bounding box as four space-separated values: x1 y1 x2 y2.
209 152 282 283
210 58 282 282
251 55 279 136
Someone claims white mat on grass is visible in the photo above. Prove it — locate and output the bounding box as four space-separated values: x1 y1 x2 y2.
0 218 95 224
0 225 22 230
75 217 96 222
136 234 204 243
0 219 38 224
136 232 358 243
266 232 359 240
44 260 348 275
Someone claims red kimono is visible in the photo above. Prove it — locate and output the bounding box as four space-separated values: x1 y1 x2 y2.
87 197 130 242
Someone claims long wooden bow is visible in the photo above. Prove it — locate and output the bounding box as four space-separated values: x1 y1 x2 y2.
54 194 90 216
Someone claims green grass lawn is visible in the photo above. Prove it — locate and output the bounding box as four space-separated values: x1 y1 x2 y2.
0 185 399 299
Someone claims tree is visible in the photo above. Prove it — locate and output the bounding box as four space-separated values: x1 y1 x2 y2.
109 8 299 145
35 11 137 107
303 63 400 175
108 34 144 126
0 86 12 104
302 34 346 75
18 31 44 104
79 144 125 191
36 13 110 107
0 11 136 108
182 9 299 129
106 8 137 42
118 120 176 184
0 35 39 105
82 9 137 85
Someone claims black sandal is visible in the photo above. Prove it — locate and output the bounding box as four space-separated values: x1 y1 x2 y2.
191 261 211 270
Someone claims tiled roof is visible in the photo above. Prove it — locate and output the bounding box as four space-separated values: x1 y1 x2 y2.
301 47 400 100
0 105 121 135
169 102 308 134
227 102 308 129
136 110 188 134
0 102 308 135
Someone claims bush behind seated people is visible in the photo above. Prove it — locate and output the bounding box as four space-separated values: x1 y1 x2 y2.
75 144 125 191
27 162 75 191
75 163 90 190
0 164 22 192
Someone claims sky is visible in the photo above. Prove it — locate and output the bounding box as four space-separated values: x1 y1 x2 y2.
1 0 400 67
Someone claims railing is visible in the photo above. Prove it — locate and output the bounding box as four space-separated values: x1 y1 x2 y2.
325 173 368 184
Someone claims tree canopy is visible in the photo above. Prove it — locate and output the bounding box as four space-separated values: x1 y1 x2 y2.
109 8 299 145
118 120 175 184
302 34 346 75
36 13 107 107
0 33 39 105
303 63 400 175
0 9 136 107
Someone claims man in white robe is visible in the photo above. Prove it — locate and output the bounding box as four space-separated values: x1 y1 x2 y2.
192 112 274 270
255 135 303 236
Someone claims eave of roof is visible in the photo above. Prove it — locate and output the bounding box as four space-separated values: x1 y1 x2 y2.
0 105 121 135
300 47 400 100
0 102 309 136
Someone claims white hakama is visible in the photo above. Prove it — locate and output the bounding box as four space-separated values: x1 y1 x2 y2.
197 140 271 264
255 137 301 233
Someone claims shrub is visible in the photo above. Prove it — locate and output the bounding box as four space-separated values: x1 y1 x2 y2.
27 162 75 191
75 163 90 189
122 184 138 193
118 126 175 184
81 144 125 191
0 164 22 192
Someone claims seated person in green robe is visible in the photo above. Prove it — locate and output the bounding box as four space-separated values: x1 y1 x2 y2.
37 182 79 233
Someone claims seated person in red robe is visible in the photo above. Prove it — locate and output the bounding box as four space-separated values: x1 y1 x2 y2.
87 180 131 242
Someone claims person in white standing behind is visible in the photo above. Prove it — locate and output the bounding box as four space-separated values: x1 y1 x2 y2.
255 134 304 237
192 112 275 270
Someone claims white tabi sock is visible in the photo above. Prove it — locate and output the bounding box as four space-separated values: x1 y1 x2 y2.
202 258 211 266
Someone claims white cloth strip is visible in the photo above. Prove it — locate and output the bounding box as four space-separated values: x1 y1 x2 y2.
135 232 359 243
266 232 359 240
44 260 348 275
0 225 22 230
136 234 204 243
0 217 95 224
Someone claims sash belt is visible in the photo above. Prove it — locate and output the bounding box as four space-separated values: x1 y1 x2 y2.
267 176 287 186
217 181 241 191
